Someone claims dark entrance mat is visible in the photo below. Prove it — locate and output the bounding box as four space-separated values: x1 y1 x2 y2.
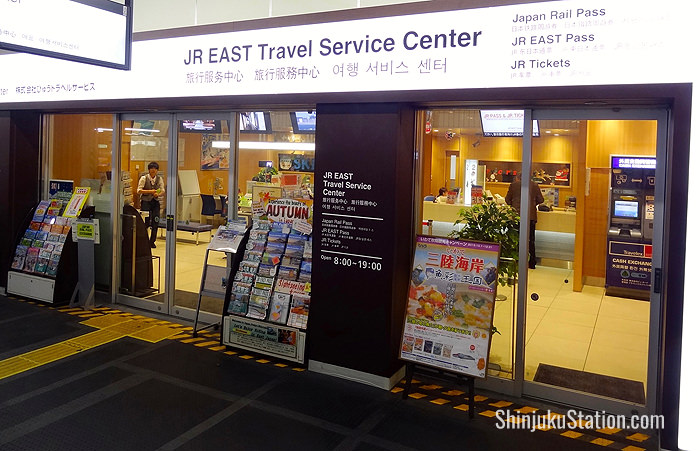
533 363 646 404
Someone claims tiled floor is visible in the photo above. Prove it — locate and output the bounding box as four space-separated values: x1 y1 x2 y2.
490 266 650 391
147 231 228 314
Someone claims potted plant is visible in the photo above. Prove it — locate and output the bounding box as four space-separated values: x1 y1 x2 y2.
252 166 278 183
448 201 520 287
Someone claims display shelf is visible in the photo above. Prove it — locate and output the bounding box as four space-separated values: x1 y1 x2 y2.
220 198 312 363
7 200 78 304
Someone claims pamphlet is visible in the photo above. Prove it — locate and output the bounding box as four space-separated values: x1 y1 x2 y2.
209 226 245 253
33 200 51 222
11 246 28 270
287 294 310 329
24 247 39 272
269 292 291 324
227 293 249 316
46 252 62 277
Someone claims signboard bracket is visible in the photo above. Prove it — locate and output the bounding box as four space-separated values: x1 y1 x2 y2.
402 362 475 419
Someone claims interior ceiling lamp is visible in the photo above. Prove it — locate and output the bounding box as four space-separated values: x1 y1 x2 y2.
212 141 315 151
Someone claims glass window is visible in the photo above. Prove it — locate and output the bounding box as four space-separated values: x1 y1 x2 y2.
237 110 316 209
45 113 114 291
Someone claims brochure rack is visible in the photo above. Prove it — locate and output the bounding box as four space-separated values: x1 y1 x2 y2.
221 214 312 364
192 223 249 337
7 200 78 304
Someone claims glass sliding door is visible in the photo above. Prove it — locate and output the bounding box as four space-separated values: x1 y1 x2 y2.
171 114 232 321
520 109 667 416
116 115 172 313
414 106 666 413
417 108 523 386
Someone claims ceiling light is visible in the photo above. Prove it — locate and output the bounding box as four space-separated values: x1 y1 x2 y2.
212 141 315 151
126 127 160 133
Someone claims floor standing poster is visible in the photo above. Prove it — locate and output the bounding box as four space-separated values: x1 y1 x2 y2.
401 235 500 378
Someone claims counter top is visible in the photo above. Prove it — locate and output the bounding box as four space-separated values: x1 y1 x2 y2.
422 201 576 233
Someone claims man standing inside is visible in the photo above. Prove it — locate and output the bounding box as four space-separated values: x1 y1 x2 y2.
137 161 165 248
505 172 544 269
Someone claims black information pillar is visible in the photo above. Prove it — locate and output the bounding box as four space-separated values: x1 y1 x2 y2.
309 103 414 379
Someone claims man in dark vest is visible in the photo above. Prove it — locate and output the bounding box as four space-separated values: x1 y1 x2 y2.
137 161 165 248
505 172 544 269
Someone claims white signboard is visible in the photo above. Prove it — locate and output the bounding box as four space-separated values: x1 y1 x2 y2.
0 0 131 69
0 0 692 104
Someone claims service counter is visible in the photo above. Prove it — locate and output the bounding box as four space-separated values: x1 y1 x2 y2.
536 208 576 234
422 201 576 233
422 201 467 223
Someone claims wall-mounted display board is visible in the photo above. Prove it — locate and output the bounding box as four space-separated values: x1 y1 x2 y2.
483 161 570 186
400 235 500 378
0 0 132 70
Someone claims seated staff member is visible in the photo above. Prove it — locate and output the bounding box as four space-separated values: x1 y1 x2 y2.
505 173 544 269
137 161 165 248
434 187 448 203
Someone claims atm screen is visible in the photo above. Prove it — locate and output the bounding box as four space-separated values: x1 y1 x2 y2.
614 200 639 218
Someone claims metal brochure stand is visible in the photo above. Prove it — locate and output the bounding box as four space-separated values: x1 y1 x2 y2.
192 224 249 337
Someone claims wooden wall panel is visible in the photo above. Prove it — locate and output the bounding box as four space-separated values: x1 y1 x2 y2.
49 114 113 186
429 133 575 205
582 168 610 279
586 120 656 168
581 120 656 281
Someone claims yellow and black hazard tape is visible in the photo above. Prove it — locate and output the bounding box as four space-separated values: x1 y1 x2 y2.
391 378 654 451
8 296 306 372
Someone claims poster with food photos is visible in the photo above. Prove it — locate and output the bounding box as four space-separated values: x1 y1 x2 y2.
400 235 500 378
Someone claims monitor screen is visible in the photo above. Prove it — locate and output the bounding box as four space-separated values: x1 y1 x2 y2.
614 200 639 218
480 110 539 137
239 112 271 133
179 119 221 133
290 111 316 133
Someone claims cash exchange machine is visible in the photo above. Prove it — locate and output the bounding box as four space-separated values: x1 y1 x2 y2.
605 156 655 300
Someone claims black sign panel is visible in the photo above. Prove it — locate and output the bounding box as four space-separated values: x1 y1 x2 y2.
309 103 414 377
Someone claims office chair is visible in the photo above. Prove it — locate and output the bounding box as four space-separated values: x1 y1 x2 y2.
200 194 219 225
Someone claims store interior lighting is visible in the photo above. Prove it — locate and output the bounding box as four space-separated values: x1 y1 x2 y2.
212 141 315 151
95 128 160 134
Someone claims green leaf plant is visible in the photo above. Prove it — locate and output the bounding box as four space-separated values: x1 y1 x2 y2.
448 201 520 287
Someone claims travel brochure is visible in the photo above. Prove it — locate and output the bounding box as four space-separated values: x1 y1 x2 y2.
229 217 312 329
12 199 70 278
208 220 248 253
400 235 500 378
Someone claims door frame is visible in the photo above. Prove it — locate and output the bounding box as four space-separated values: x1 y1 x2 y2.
517 107 668 416
168 112 234 323
415 106 669 413
114 113 174 314
114 112 237 325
